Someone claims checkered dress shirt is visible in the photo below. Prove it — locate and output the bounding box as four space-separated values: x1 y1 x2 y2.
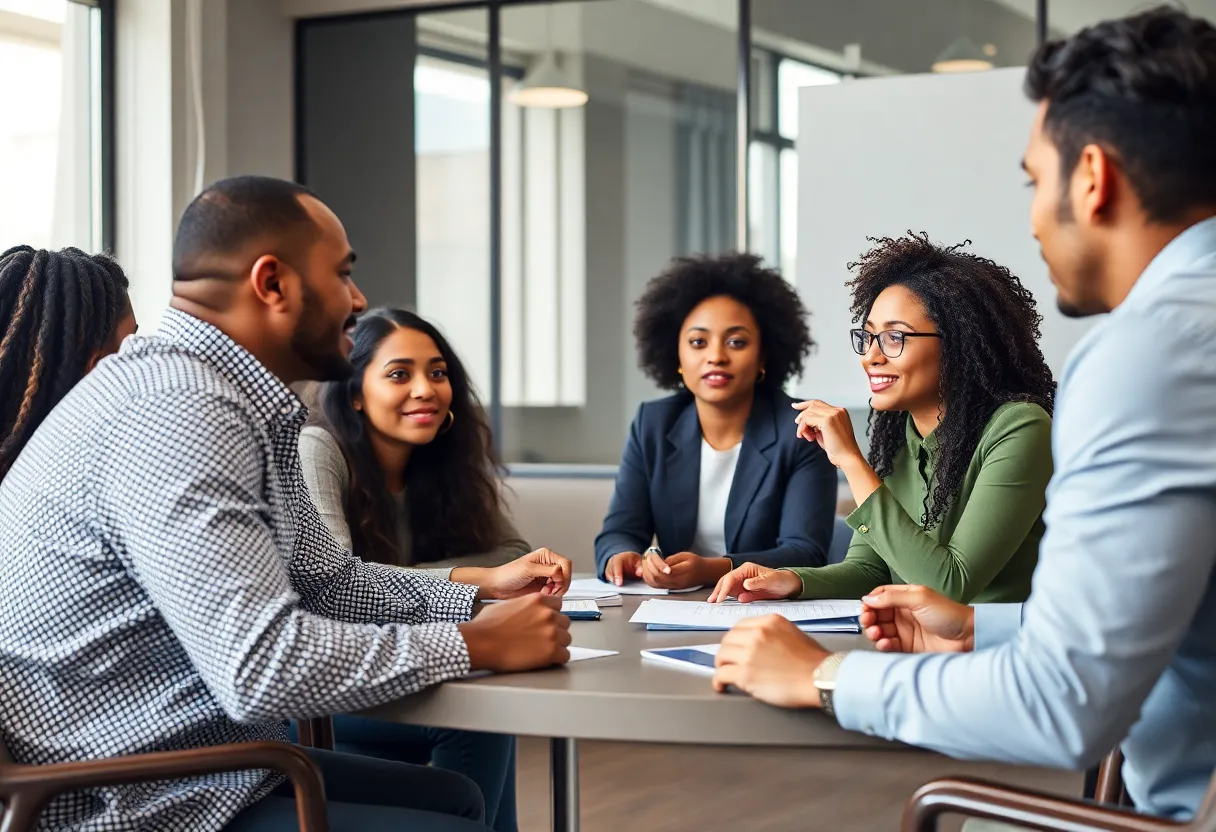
0 309 478 830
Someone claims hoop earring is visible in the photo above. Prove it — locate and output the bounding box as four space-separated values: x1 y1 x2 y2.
440 410 456 434
757 368 767 385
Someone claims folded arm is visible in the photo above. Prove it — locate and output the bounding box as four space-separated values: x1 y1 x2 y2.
845 408 1051 603
101 395 474 722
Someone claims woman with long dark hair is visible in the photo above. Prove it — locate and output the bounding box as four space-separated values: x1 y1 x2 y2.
299 307 571 832
711 232 1055 605
0 245 136 481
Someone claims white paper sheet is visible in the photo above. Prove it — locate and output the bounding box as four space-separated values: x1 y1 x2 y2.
464 646 617 679
566 646 618 662
628 598 862 630
482 597 607 612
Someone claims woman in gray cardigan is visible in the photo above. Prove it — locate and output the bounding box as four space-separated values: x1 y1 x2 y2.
298 308 568 832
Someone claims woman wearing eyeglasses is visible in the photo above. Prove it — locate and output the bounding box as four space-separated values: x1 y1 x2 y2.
710 233 1055 605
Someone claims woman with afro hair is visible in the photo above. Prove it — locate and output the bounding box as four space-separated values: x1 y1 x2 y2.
711 232 1055 606
595 252 837 590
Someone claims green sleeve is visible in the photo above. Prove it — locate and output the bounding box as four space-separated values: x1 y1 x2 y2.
845 405 1052 603
784 534 892 599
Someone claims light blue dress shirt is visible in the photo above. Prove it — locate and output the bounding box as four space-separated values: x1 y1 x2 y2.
834 216 1216 820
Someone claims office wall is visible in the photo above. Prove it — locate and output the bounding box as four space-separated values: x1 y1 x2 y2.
226 0 294 181
795 68 1093 408
297 15 418 309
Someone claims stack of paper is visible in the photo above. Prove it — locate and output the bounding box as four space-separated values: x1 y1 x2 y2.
562 584 624 607
568 577 701 598
629 598 862 632
482 597 605 616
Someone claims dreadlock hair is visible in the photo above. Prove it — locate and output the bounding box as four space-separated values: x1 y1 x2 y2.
850 232 1055 530
0 246 131 480
310 308 516 566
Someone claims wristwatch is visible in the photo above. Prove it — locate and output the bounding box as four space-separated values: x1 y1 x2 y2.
812 651 848 718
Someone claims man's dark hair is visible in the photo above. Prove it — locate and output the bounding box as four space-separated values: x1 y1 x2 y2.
1025 5 1216 222
0 247 130 480
633 252 813 392
172 175 320 281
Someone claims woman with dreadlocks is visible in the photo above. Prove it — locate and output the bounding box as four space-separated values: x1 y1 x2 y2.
0 246 136 481
710 232 1054 605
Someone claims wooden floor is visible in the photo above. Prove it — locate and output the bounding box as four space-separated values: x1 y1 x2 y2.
514 737 1083 831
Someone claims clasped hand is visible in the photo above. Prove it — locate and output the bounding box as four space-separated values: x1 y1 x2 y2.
454 548 572 601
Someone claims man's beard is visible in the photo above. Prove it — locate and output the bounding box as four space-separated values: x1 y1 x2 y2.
292 283 354 382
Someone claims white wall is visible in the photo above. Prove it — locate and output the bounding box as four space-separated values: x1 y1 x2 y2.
114 0 292 330
795 68 1092 408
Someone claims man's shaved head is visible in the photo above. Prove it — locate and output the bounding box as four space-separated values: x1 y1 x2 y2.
173 175 319 281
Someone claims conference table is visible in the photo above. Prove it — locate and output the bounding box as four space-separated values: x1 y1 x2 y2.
360 589 903 832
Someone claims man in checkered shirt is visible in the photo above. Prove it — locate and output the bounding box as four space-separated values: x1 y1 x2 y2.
0 176 572 831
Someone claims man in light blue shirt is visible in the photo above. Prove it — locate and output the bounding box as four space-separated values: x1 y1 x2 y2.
712 7 1216 820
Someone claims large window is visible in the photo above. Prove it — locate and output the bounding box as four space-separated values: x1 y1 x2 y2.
496 0 738 465
0 0 105 252
749 51 841 281
297 0 1055 471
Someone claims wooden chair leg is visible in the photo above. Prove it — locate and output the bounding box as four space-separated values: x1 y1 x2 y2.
295 717 335 752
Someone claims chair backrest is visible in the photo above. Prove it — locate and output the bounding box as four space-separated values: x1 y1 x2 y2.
827 516 852 565
503 475 615 573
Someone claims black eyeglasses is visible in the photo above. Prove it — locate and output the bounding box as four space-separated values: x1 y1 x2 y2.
850 328 942 358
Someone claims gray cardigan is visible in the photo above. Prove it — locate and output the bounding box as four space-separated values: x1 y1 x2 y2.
298 425 529 576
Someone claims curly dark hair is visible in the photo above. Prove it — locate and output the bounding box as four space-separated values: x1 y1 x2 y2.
311 308 518 566
1025 6 1216 223
0 246 130 481
633 252 812 392
849 233 1055 530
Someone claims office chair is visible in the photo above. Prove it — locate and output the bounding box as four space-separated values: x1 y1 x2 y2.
827 516 853 565
902 754 1213 832
0 734 328 832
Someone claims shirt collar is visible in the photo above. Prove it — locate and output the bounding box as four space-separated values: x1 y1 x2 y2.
905 413 939 459
155 308 305 425
1121 215 1216 310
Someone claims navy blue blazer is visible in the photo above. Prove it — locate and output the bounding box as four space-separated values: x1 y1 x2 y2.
594 391 837 578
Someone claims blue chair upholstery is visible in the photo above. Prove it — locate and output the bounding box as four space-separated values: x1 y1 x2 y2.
827 516 852 565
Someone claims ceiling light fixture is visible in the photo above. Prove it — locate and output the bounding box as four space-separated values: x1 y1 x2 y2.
508 7 587 109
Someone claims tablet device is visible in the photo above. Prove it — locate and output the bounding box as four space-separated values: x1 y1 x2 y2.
639 646 719 674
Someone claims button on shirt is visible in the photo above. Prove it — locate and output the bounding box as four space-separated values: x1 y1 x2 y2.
833 217 1216 819
0 309 478 831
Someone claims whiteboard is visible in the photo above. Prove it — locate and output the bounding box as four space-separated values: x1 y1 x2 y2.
794 67 1092 408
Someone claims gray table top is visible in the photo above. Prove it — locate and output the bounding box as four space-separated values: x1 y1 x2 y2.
361 590 904 750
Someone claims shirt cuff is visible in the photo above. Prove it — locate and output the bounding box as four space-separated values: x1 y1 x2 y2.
425 579 478 623
973 603 1024 651
844 483 888 532
407 621 474 683
832 649 898 737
